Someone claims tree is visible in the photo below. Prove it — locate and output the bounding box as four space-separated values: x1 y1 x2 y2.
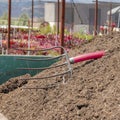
18 13 29 26
1 11 8 20
0 11 8 25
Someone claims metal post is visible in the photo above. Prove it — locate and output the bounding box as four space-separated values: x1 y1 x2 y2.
117 13 120 28
94 0 98 36
57 0 60 34
8 0 11 49
28 20 31 55
32 0 34 29
60 0 65 54
109 3 112 33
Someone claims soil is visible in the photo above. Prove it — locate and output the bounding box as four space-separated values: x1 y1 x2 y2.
0 32 120 120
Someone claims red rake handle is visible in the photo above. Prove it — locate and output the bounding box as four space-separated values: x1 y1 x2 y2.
69 51 105 64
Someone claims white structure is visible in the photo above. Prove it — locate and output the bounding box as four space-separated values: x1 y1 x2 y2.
44 3 56 28
107 6 120 28
44 2 89 33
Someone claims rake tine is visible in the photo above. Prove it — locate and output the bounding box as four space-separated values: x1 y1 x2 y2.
23 84 57 90
16 54 65 61
17 62 68 71
15 46 66 52
20 70 72 80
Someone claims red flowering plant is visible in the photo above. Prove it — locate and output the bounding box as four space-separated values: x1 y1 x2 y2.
1 25 94 55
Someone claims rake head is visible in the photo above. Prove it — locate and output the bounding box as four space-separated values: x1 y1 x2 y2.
16 46 73 89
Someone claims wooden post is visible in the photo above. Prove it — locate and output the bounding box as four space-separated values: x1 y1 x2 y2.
8 0 11 49
60 0 65 54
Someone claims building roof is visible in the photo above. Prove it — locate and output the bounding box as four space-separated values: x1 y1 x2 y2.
107 6 120 15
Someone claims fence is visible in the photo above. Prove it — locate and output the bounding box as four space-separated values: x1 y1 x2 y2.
0 0 120 35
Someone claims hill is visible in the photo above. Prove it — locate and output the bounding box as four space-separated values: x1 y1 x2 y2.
0 0 44 18
0 32 120 120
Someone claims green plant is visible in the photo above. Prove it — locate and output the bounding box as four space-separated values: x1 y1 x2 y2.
73 32 94 41
39 24 52 35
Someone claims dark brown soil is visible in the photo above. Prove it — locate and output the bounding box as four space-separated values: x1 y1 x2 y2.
0 32 120 120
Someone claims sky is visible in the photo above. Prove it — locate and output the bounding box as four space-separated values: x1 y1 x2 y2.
80 0 120 3
81 0 120 2
0 0 120 3
42 0 120 3
1 0 120 3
